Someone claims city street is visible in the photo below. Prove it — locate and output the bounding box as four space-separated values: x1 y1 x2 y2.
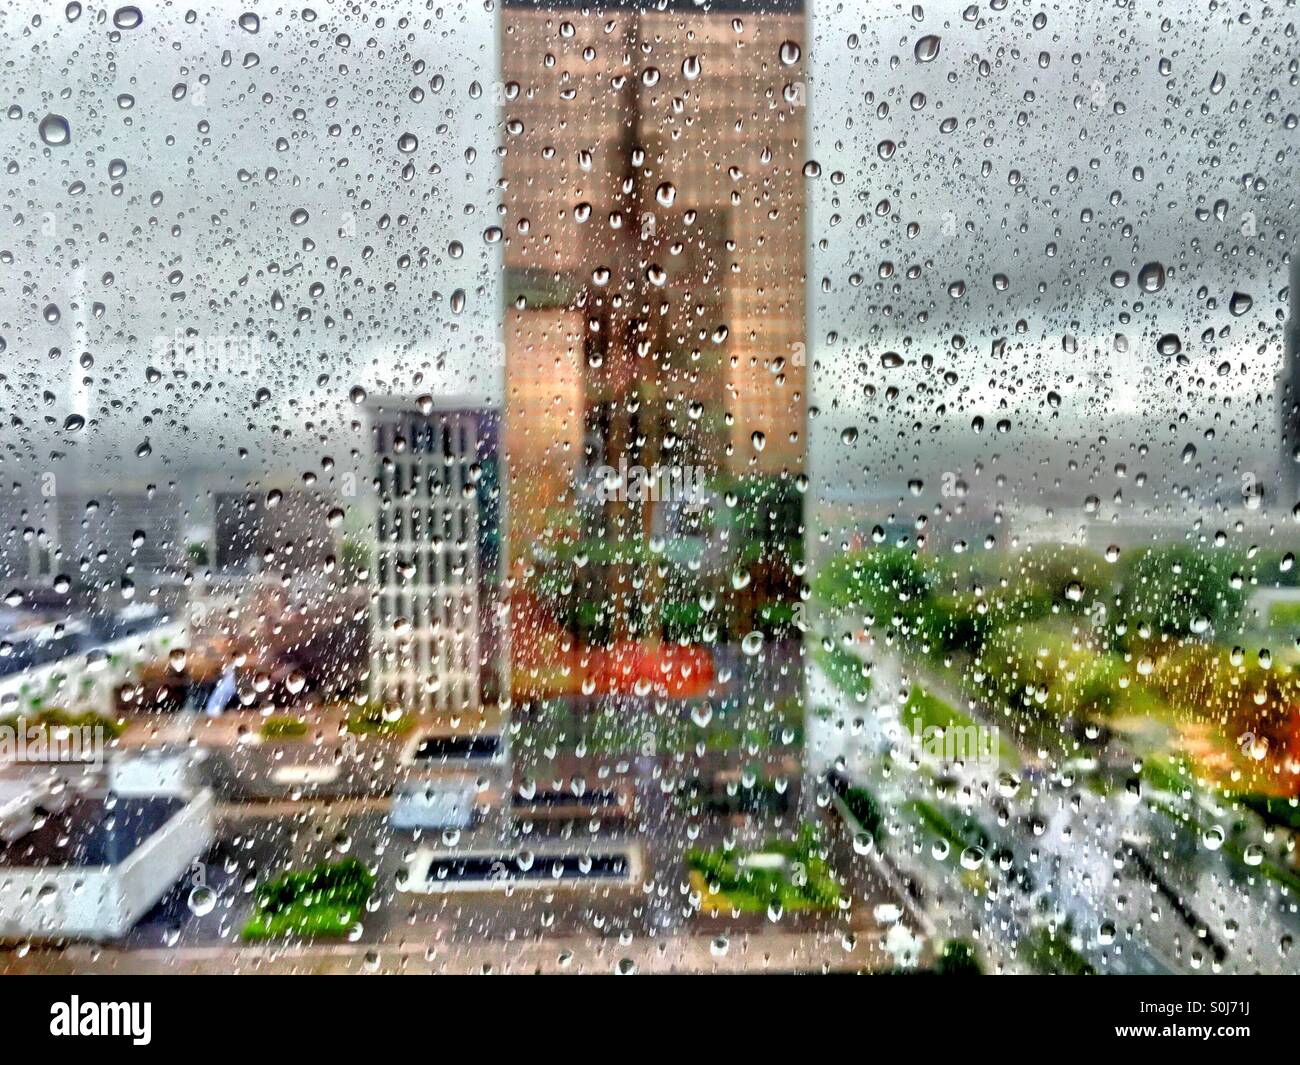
807 646 1298 974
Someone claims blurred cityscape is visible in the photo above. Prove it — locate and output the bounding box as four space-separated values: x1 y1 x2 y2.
0 0 1297 976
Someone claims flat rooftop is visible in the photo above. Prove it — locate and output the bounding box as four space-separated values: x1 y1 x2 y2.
0 796 185 869
411 734 502 762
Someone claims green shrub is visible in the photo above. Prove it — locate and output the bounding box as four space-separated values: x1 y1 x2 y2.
1116 545 1246 637
345 703 412 736
813 547 932 619
242 858 375 942
936 939 983 975
260 715 307 739
242 904 359 942
686 823 841 913
254 857 374 912
1020 924 1095 975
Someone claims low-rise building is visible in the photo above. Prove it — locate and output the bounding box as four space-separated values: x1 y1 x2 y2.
0 757 214 941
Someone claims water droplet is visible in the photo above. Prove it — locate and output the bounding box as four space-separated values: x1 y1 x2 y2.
38 114 71 147
112 5 142 30
187 885 216 916
914 35 941 62
1137 261 1165 292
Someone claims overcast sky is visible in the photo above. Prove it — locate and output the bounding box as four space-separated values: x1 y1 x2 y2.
0 0 1296 541
807 0 1298 531
1 1 500 506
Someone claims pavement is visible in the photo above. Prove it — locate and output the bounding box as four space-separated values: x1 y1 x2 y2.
4 643 926 974
5 929 894 974
1 742 917 973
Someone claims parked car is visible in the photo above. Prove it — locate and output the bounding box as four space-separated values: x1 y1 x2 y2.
389 779 480 831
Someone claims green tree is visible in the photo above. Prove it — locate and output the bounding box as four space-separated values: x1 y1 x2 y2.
1117 545 1245 636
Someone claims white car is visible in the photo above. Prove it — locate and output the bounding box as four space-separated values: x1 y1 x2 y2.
389 780 479 830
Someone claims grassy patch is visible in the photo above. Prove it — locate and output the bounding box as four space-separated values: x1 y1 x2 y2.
813 645 873 703
901 684 1021 769
1140 756 1196 799
1269 600 1300 630
687 823 843 914
260 715 308 739
902 685 969 732
241 858 375 942
908 798 982 854
344 704 413 737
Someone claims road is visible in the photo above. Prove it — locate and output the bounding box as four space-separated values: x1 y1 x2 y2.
806 641 1295 973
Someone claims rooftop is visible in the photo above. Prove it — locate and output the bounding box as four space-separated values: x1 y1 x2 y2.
0 796 185 869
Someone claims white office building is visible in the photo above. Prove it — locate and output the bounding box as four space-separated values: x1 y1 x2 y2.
368 398 505 714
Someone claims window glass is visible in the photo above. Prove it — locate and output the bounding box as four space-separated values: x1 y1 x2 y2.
0 0 1293 978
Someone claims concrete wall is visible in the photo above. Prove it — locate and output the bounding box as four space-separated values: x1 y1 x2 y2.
106 788 215 937
109 751 196 798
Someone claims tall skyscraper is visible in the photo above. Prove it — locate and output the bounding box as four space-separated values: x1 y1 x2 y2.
1280 253 1300 503
500 0 808 676
368 398 505 714
501 0 807 556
